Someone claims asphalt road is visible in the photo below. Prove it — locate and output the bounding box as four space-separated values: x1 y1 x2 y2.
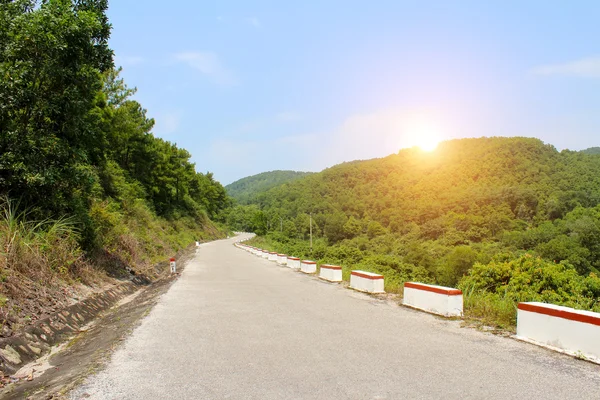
71 234 600 399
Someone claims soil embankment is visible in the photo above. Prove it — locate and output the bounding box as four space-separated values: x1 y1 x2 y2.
0 244 198 399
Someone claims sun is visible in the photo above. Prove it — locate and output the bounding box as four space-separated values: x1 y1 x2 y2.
411 124 441 152
416 134 440 152
400 115 444 152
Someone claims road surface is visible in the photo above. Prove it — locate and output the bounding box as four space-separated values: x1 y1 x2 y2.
71 234 600 399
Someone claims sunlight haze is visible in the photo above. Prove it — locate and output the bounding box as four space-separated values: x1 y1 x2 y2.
107 0 600 184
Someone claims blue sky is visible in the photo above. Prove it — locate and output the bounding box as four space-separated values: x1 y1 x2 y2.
108 1 600 185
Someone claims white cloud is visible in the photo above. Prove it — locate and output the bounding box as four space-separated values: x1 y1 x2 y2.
115 55 144 67
248 17 261 28
532 56 600 78
154 111 183 136
173 52 236 85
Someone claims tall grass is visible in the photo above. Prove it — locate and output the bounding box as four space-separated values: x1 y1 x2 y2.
0 197 90 281
461 284 518 330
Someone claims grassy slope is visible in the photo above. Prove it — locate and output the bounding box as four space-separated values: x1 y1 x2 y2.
0 198 225 337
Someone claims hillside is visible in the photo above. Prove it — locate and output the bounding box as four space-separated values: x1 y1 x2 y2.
0 2 229 337
226 170 313 204
236 137 600 327
581 147 600 155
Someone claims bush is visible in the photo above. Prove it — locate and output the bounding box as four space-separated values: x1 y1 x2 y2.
459 254 600 328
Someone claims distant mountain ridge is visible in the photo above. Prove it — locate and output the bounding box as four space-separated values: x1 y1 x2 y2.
226 170 314 204
581 147 600 155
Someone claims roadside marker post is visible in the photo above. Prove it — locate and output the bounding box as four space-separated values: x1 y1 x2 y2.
170 257 177 273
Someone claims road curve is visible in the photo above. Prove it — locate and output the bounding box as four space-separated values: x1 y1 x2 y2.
71 234 600 399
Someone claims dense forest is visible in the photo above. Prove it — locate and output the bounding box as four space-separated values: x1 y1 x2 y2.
225 170 313 205
0 0 229 330
238 138 600 327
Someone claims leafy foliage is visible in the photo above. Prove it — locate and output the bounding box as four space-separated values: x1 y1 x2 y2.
0 1 230 248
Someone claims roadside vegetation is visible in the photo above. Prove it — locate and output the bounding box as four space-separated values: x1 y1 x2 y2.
0 1 229 335
230 138 600 330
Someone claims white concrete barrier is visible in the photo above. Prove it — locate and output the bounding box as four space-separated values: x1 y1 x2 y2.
277 254 288 265
319 264 342 282
350 271 384 293
300 260 317 274
287 257 301 269
516 302 600 362
261 250 269 259
403 282 463 317
268 252 278 262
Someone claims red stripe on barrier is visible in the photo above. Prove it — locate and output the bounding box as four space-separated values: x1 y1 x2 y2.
404 282 462 296
301 260 316 264
287 257 300 260
278 254 286 256
321 264 342 270
351 271 383 280
518 303 600 327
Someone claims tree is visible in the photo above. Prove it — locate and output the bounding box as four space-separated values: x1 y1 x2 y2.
0 0 113 220
323 212 347 244
343 217 363 238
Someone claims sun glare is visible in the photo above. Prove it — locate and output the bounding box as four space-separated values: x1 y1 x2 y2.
416 135 440 152
409 122 441 152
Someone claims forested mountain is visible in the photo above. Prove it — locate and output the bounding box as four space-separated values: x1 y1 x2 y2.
581 147 600 155
0 0 229 331
225 170 313 204
238 137 600 327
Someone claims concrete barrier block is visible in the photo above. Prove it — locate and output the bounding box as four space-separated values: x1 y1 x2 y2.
268 252 278 262
350 271 384 293
261 250 270 259
403 282 463 317
287 257 301 269
319 264 342 282
300 260 317 274
277 254 288 265
516 302 600 362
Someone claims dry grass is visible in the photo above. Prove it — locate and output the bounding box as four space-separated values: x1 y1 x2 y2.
0 197 225 336
0 198 106 335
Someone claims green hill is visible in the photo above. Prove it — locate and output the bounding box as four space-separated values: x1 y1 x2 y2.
226 170 313 204
235 137 600 327
581 147 600 155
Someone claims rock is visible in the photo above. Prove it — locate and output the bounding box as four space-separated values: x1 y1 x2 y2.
28 346 41 355
0 345 22 365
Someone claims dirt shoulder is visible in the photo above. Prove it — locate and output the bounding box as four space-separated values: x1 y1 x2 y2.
0 246 198 399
